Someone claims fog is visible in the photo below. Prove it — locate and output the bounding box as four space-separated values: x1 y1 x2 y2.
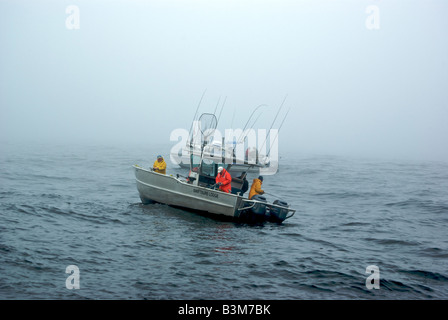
1 0 447 162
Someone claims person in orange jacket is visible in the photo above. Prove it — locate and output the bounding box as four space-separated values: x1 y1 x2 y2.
215 166 232 193
249 176 265 199
153 155 167 174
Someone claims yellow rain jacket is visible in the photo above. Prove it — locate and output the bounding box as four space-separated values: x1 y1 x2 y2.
153 157 167 174
249 178 264 199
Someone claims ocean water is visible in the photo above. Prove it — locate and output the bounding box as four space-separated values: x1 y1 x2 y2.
1 140 447 300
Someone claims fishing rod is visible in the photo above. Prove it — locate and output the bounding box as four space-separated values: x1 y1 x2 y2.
188 89 207 145
213 96 221 116
210 96 222 145
236 112 264 146
265 107 291 158
247 109 264 133
235 108 266 157
263 191 288 202
263 191 283 199
258 95 288 154
233 104 267 151
230 107 236 128
216 96 227 128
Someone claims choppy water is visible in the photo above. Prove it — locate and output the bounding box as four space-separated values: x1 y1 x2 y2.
1 141 447 299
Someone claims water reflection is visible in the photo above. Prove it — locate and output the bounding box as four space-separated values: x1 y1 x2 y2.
210 223 241 262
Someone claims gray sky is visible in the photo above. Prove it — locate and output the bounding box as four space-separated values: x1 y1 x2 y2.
1 0 447 162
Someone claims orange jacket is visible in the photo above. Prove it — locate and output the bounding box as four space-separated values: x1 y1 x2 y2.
215 168 232 193
249 178 264 199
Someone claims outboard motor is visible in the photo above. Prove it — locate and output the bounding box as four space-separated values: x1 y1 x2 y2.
269 199 289 222
250 195 267 220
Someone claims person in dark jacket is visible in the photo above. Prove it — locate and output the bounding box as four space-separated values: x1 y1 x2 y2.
239 173 249 196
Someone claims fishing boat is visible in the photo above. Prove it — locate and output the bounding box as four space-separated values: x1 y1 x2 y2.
133 112 295 223
133 161 295 223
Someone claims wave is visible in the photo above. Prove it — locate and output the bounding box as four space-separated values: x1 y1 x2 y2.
20 173 73 182
302 236 350 252
399 269 448 282
379 277 444 298
3 201 127 226
314 191 384 199
385 198 448 214
340 222 371 227
380 279 415 292
42 204 127 225
420 247 448 259
4 204 38 216
302 269 356 280
363 237 420 246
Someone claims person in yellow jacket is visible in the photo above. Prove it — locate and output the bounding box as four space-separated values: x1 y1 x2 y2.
249 176 265 199
152 155 166 174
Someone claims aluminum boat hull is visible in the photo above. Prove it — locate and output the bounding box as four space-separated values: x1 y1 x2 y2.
134 165 243 218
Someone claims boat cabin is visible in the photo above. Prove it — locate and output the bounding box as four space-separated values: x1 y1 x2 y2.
187 154 249 196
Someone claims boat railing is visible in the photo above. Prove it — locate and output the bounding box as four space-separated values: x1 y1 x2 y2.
238 199 296 219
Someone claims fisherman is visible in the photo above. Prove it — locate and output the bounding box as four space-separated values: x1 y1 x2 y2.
249 176 265 199
239 173 249 196
215 166 232 193
152 155 167 174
